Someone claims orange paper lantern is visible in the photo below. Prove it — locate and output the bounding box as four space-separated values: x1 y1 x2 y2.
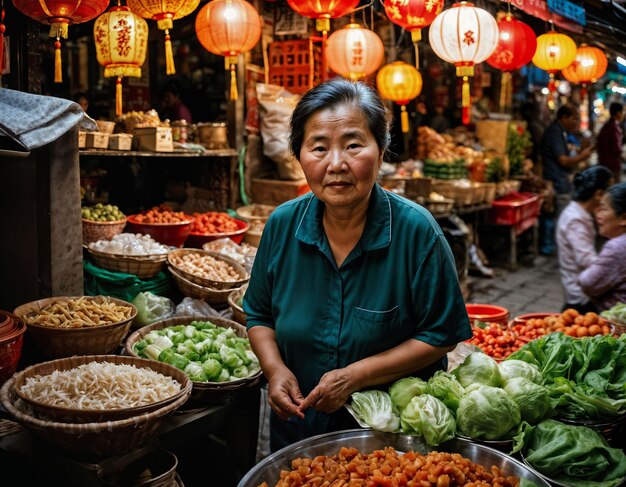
562 45 607 85
94 5 148 117
376 61 423 133
127 0 200 75
383 0 444 67
12 0 109 82
286 0 359 33
532 31 577 92
325 23 384 81
195 0 262 101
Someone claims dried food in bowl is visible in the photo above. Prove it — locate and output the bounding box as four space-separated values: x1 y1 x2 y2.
0 375 191 457
186 217 249 248
12 354 192 423
168 267 235 306
13 296 137 358
168 249 249 290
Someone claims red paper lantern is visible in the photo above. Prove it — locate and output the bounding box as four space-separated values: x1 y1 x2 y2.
286 0 359 32
195 0 262 101
383 0 444 67
561 45 607 85
325 23 384 80
486 15 536 72
12 0 109 82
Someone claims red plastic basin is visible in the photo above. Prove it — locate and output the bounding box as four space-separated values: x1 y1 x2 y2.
126 215 193 248
466 303 510 326
185 218 250 249
0 312 26 386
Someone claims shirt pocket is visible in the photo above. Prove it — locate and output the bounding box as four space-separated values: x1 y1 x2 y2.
353 306 400 327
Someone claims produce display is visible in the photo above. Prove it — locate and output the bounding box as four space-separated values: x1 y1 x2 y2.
601 302 626 327
169 251 242 282
190 211 240 234
131 205 192 224
348 353 555 444
23 297 133 328
88 233 170 255
133 320 260 382
258 446 521 487
508 332 626 420
17 362 181 410
81 203 125 222
466 323 526 360
513 420 626 486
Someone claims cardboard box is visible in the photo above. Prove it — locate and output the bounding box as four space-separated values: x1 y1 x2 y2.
84 132 109 149
108 134 133 151
134 127 173 152
251 178 310 206
78 131 86 149
475 120 509 155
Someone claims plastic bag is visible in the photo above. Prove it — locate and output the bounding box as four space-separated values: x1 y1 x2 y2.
174 297 222 318
131 292 175 327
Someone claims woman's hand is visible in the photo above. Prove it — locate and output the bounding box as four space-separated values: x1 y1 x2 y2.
298 368 357 414
267 366 306 420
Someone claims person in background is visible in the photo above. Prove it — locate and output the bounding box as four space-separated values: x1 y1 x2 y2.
579 182 626 311
539 105 593 255
429 104 449 134
160 79 192 123
244 78 471 452
556 166 614 314
597 102 624 182
73 91 89 114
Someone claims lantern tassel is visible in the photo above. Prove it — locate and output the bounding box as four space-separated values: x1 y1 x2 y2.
581 83 587 100
116 77 123 117
0 6 5 76
164 29 175 75
230 63 238 101
413 42 419 70
499 72 510 113
462 76 471 125
54 38 62 83
400 105 409 133
548 73 556 92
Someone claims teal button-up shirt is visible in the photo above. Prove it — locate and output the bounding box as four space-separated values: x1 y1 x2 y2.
244 184 471 436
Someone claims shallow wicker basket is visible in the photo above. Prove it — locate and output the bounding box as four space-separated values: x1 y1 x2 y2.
168 266 239 306
86 246 168 279
167 249 249 290
12 354 192 423
125 316 263 399
13 296 136 359
227 286 247 326
0 375 191 457
82 218 127 245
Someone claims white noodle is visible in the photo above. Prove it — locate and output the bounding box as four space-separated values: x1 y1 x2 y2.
19 362 182 410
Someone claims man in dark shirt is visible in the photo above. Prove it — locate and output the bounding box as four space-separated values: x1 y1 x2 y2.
597 102 623 182
539 105 592 254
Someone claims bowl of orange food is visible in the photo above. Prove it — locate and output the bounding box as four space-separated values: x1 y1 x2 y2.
126 205 193 248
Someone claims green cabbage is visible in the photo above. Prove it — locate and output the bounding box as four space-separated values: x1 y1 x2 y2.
400 394 456 446
456 384 521 440
499 360 542 385
426 371 465 413
389 377 428 413
131 292 174 326
452 352 503 388
350 390 400 432
503 378 554 423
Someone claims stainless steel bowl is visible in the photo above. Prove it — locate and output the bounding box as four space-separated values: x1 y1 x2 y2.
456 434 514 453
238 429 551 487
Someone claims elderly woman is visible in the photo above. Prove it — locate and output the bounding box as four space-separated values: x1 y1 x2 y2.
556 165 614 313
579 182 626 311
243 79 471 452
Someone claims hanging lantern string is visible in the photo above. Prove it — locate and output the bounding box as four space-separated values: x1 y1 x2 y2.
164 29 175 75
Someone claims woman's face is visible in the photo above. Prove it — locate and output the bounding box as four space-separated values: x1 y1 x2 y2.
595 193 626 239
299 103 382 211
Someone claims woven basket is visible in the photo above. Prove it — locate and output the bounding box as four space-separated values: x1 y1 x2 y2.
124 316 263 399
86 246 168 279
227 286 247 326
168 266 238 306
13 296 136 359
167 249 249 290
12 355 192 423
82 218 127 245
0 375 190 457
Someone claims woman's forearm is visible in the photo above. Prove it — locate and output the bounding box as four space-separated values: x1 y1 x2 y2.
346 339 455 391
248 325 287 380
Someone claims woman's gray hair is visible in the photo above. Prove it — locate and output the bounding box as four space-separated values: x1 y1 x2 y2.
289 78 390 161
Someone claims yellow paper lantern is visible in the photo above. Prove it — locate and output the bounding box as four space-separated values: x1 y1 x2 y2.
376 61 422 133
562 45 607 85
127 0 200 75
325 24 384 81
195 0 262 101
532 31 577 92
428 2 498 124
94 5 148 117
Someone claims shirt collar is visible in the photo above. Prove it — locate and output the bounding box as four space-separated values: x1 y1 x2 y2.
295 183 392 251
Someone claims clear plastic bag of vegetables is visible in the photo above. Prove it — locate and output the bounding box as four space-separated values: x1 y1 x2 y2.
131 292 175 328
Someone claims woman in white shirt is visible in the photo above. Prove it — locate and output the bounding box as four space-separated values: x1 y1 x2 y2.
556 165 614 313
